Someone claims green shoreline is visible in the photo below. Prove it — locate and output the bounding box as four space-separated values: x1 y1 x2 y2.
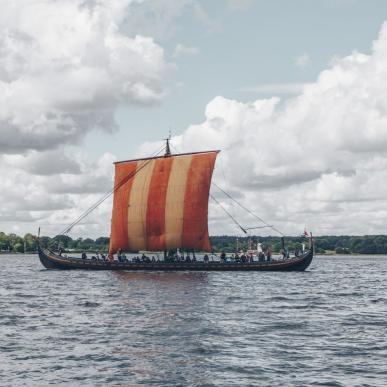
2 252 387 257
3 232 387 255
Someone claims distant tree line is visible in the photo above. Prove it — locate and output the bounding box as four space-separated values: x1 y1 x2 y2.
1 231 387 254
210 235 387 254
0 232 109 253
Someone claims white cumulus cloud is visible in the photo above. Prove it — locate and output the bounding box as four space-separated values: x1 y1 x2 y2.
153 22 387 236
0 149 115 236
4 7 387 239
0 0 171 154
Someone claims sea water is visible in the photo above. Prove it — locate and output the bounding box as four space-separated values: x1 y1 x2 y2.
1 255 386 386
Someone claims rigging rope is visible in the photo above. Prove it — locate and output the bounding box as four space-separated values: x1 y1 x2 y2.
244 225 274 231
212 182 285 236
60 143 166 235
210 194 247 234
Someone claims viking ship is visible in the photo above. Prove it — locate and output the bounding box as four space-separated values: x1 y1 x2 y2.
38 140 314 271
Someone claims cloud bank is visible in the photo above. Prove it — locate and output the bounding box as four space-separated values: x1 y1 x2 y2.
0 0 170 154
0 149 115 235
157 22 387 236
2 4 387 238
0 0 171 236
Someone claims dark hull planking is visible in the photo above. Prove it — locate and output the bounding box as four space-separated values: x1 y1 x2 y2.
38 245 314 271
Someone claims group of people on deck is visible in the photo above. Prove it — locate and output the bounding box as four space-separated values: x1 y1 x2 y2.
81 249 158 263
165 253 198 262
220 250 272 263
82 251 107 261
117 249 158 263
77 245 295 263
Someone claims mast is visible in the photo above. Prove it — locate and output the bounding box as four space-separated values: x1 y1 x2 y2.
165 135 171 156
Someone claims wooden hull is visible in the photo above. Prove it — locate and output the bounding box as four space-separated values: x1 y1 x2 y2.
38 245 314 271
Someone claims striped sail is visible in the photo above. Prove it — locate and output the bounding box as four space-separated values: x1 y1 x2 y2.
109 151 219 253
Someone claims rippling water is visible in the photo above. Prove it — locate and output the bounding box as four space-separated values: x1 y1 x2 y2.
1 254 386 386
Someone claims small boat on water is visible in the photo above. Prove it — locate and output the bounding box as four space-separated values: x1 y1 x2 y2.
38 140 314 271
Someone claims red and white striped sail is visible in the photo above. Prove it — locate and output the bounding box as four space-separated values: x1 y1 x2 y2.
109 151 219 253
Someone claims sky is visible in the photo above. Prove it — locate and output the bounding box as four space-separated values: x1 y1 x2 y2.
1 0 387 238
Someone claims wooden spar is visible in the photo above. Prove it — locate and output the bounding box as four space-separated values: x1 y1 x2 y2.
113 150 220 165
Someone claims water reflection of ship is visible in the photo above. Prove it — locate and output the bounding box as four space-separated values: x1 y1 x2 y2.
107 268 215 383
112 270 209 284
